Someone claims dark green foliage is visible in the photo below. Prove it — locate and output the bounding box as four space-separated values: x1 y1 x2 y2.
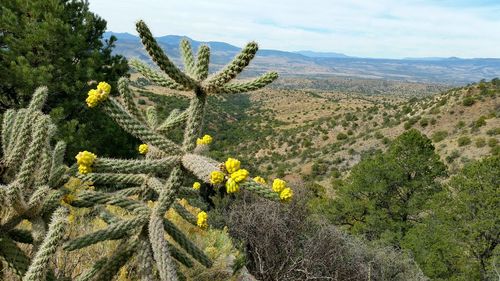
446 150 460 163
475 138 486 148
328 129 446 244
403 157 499 280
457 136 471 147
336 133 348 140
462 96 475 106
0 0 135 161
419 118 429 127
431 130 448 143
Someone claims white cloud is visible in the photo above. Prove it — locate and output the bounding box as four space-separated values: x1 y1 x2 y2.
88 0 500 58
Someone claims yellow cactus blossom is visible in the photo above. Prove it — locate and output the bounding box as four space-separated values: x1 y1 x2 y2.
209 170 225 185
86 82 111 108
272 178 287 193
225 157 241 173
78 165 92 174
225 178 239 193
138 144 149 154
280 187 293 202
85 89 100 108
197 211 208 229
196 134 213 145
97 81 112 96
75 151 97 166
193 181 201 190
253 176 266 185
231 169 249 183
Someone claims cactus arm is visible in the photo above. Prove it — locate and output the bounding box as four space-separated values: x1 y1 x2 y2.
118 77 147 122
0 235 30 277
163 218 212 268
129 60 188 91
27 86 49 111
7 229 34 244
149 210 179 281
2 109 16 154
146 106 158 128
218 72 279 94
23 207 68 281
102 98 182 154
92 157 179 174
203 42 258 93
136 20 198 90
180 39 196 77
16 115 48 191
172 201 197 226
137 233 157 281
156 109 188 132
167 240 194 268
64 215 148 251
71 190 149 214
91 239 139 281
78 172 148 186
195 45 210 81
181 153 220 183
241 181 280 201
182 93 207 151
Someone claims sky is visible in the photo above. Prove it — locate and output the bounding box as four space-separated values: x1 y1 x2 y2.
88 0 500 59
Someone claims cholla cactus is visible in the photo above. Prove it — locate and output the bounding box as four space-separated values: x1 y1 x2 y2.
0 87 71 280
60 20 289 281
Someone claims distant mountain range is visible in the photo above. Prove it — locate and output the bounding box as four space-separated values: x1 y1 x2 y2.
104 32 500 85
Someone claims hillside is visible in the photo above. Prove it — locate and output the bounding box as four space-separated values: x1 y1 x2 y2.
129 76 499 189
106 32 500 84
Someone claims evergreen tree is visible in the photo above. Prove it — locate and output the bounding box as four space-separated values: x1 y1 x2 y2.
0 0 137 161
330 129 447 244
403 156 499 280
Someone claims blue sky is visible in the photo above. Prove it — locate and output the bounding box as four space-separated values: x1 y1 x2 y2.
88 0 500 58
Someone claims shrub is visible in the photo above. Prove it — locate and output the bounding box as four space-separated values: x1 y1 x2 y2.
488 138 498 147
457 136 471 146
336 133 348 140
446 150 460 163
431 131 448 143
419 118 429 127
475 138 486 148
462 96 475 106
227 191 427 281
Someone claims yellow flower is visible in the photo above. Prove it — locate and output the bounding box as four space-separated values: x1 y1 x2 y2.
272 178 287 193
209 170 225 185
230 169 249 183
253 176 266 185
75 151 96 167
193 182 201 190
86 89 100 108
196 134 213 145
138 144 149 154
86 82 111 108
197 211 208 229
97 81 112 96
225 178 239 193
225 157 241 173
78 165 92 174
280 187 293 202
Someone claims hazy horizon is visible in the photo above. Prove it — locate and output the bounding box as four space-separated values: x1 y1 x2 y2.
89 0 500 59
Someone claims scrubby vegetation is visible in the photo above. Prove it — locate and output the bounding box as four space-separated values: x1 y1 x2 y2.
1 1 499 280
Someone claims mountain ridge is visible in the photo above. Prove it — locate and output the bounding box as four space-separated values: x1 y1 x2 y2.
104 32 500 85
